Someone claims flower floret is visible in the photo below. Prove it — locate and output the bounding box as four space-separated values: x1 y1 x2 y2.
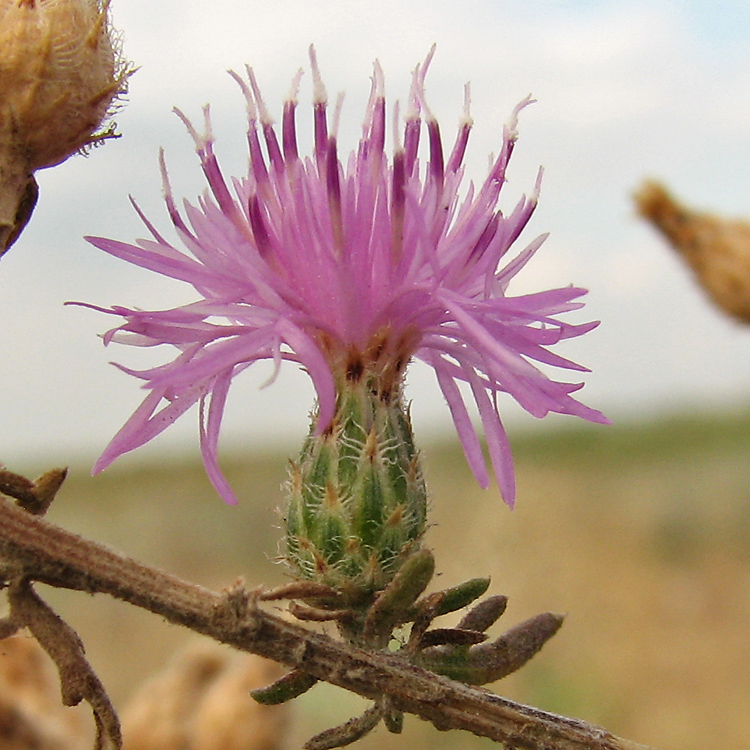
80 47 607 506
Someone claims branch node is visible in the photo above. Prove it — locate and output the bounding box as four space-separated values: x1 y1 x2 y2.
211 578 260 635
0 466 68 515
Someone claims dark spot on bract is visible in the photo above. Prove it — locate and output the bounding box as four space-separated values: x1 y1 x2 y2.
347 356 364 382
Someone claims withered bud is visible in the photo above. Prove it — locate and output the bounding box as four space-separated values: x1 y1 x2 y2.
456 594 508 633
636 180 750 323
0 0 131 254
0 465 68 514
418 611 564 685
29 466 68 514
418 627 488 648
251 669 318 706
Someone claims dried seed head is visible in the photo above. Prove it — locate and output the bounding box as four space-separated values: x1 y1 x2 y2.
636 180 750 323
0 0 131 253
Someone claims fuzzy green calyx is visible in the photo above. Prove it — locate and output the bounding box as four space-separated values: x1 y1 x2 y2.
285 371 427 602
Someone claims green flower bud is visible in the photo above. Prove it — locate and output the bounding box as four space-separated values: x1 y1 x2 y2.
284 372 427 603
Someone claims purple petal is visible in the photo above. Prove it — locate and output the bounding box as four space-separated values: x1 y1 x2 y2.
199 373 238 505
82 54 607 507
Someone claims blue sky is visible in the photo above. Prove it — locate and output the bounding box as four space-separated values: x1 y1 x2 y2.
2 0 750 472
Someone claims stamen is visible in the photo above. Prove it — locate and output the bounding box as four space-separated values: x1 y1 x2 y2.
248 194 272 258
287 68 303 104
309 45 329 167
404 63 422 122
462 82 473 128
427 119 444 188
283 70 303 164
245 66 274 126
172 106 207 152
446 84 472 175
403 116 420 176
484 97 536 195
410 66 443 185
246 66 284 172
331 91 345 141
325 95 344 257
173 106 253 240
366 61 386 155
392 101 405 265
327 138 343 256
228 69 268 186
282 100 298 164
308 45 328 105
403 66 422 175
420 43 437 81
227 69 258 121
370 96 386 158
248 125 270 187
446 123 470 175
392 150 405 265
314 100 328 169
158 148 194 240
391 100 403 154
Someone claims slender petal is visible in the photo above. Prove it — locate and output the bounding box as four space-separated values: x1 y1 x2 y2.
82 50 607 505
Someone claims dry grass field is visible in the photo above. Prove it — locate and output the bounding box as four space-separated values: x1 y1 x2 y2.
11 405 750 750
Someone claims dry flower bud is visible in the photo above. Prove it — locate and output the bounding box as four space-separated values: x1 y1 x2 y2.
0 0 131 254
636 180 750 323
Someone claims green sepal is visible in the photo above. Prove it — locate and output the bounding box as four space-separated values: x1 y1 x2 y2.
406 577 491 623
435 577 491 616
363 548 435 647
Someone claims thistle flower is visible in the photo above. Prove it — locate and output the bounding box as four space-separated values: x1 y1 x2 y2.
82 47 607 511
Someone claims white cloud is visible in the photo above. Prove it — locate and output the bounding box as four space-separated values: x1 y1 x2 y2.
4 0 750 469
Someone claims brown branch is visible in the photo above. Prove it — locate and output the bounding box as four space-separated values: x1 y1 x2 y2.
7 578 121 750
0 494 657 750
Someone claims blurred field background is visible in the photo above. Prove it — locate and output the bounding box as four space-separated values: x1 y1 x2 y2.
16 406 750 750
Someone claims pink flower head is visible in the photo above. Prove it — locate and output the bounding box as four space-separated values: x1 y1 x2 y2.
81 47 608 507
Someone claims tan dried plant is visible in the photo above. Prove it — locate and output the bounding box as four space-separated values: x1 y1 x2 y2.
0 634 89 750
121 642 290 750
636 180 750 323
0 634 291 750
0 0 131 254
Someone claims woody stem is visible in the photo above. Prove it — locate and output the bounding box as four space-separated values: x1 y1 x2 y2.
0 493 657 750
